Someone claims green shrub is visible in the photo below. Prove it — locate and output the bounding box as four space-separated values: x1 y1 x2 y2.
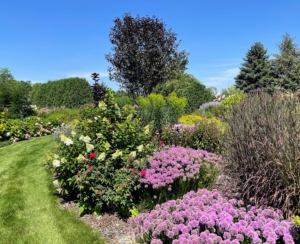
0 112 6 140
223 89 300 217
137 92 186 133
114 91 135 108
161 121 223 155
48 89 160 216
5 116 60 142
182 81 214 114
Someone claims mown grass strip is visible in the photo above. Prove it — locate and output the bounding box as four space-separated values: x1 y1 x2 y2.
0 136 106 244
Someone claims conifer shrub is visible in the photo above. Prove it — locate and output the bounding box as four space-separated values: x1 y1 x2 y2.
223 89 300 218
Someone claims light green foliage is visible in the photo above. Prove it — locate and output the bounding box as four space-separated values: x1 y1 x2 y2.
137 92 186 133
129 206 139 218
49 89 161 216
0 136 105 243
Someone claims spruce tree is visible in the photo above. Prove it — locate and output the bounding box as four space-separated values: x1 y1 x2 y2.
271 33 300 91
235 42 272 93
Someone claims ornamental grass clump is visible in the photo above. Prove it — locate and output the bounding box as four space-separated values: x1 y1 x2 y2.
48 89 160 216
223 89 300 218
140 146 222 208
129 189 294 244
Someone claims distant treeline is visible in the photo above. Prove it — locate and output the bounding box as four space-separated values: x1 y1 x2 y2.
31 77 93 108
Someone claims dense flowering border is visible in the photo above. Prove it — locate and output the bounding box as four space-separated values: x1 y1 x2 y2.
128 189 294 244
140 146 222 189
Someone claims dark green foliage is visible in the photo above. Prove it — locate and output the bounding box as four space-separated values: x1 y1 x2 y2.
223 89 300 217
182 81 214 114
106 13 188 98
0 68 34 119
270 33 300 91
90 73 108 108
31 77 93 108
235 42 274 93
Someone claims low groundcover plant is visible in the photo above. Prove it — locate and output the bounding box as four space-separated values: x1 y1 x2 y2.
128 189 294 244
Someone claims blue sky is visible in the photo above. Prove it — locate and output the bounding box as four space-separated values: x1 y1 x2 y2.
1 0 300 93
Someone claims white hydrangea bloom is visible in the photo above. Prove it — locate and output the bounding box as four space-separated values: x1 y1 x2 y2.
96 133 103 139
86 143 94 152
64 137 74 146
77 154 85 162
129 151 136 158
112 149 122 159
71 131 76 137
99 101 107 110
79 135 84 141
83 136 91 143
52 160 61 168
104 142 110 150
137 145 144 152
97 152 106 161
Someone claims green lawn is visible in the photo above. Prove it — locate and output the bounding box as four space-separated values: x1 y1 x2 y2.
0 136 106 244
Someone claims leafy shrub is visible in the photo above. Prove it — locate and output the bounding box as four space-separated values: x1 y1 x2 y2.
182 81 214 114
129 189 294 244
49 89 161 216
140 146 222 208
0 112 6 140
38 107 80 127
5 116 60 142
161 122 223 154
52 124 73 142
137 92 186 133
223 89 300 218
114 91 135 108
179 114 223 128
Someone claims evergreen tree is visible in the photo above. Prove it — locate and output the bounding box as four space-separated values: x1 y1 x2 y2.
271 33 300 91
235 42 273 93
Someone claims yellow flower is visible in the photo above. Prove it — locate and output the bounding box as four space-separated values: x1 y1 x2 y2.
71 131 76 137
77 154 85 162
86 143 94 152
112 149 122 159
97 152 106 161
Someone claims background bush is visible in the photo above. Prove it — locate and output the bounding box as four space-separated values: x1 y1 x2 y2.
137 92 186 133
31 77 93 108
223 89 300 217
182 81 214 114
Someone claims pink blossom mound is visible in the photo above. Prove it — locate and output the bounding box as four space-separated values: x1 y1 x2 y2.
140 146 222 189
129 189 294 243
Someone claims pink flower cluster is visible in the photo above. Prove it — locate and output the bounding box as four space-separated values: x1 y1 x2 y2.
129 189 294 243
140 146 222 189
